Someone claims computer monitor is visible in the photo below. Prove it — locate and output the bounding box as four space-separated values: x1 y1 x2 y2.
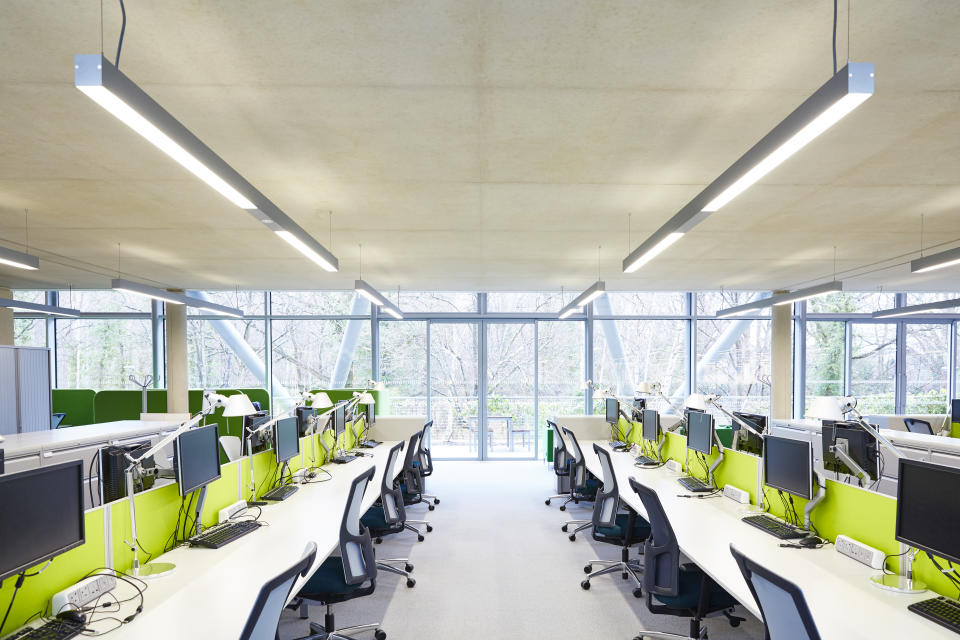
732 411 767 456
896 458 960 564
952 398 960 425
686 411 714 455
0 461 85 582
244 411 271 453
174 425 222 497
763 435 813 499
365 403 375 427
631 397 646 421
99 440 156 503
334 403 346 438
822 421 879 481
295 406 317 437
274 416 300 464
641 409 660 442
605 398 619 426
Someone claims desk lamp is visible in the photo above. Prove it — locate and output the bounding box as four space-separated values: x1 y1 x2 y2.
637 382 686 423
351 391 376 444
123 392 256 578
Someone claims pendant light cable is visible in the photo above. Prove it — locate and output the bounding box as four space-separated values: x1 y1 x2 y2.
115 0 126 69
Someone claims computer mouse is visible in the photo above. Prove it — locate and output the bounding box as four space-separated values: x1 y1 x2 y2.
798 536 823 548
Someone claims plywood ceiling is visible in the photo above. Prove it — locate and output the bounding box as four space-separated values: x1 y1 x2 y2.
1 0 959 292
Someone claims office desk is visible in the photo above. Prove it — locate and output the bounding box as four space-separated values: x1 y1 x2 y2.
582 441 953 640
38 442 401 640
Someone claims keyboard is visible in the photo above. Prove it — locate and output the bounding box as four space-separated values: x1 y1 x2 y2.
4 620 83 640
262 484 299 501
610 440 627 448
677 476 712 493
358 440 380 448
909 596 960 634
635 455 658 466
188 519 261 549
331 455 358 464
741 514 807 540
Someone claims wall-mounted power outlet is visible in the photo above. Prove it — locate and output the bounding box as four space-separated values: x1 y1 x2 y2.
835 534 885 570
51 573 116 614
218 500 248 524
665 459 683 473
722 484 751 505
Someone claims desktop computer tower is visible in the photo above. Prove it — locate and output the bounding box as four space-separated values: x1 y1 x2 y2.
99 441 156 504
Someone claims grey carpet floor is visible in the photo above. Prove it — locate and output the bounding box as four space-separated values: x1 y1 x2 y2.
279 461 767 639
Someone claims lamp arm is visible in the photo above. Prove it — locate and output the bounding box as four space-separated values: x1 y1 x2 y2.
123 410 208 469
847 408 904 459
708 400 763 438
658 391 686 418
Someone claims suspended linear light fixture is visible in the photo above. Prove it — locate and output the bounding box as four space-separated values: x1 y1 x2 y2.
112 279 243 317
0 298 81 318
910 246 960 274
557 280 605 319
715 281 842 317
74 54 338 272
0 245 40 271
623 63 874 273
872 297 960 319
354 280 404 319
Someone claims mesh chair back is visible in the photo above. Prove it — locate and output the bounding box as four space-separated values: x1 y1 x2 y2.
903 418 934 435
419 420 435 475
402 430 424 493
239 542 317 640
549 420 569 475
592 444 619 527
340 467 377 585
730 545 821 640
380 441 406 525
561 427 587 489
628 477 680 598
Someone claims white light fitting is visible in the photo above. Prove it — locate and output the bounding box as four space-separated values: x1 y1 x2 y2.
558 281 605 319
715 282 842 317
0 298 81 317
0 246 40 271
354 280 404 319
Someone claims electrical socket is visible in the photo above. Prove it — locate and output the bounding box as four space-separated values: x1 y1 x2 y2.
835 534 886 570
665 459 683 473
51 573 116 614
293 468 317 484
722 484 752 505
218 500 248 525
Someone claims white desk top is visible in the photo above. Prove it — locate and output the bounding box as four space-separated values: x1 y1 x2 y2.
582 440 952 640
2 420 180 457
51 442 400 640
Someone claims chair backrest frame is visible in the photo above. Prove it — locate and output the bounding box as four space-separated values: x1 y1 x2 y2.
560 427 587 491
402 430 424 494
592 444 620 528
903 417 934 435
380 441 406 525
628 477 680 598
238 541 317 640
341 467 377 585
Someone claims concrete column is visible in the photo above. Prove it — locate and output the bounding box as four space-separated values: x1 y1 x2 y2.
0 287 13 345
165 297 189 413
771 294 793 419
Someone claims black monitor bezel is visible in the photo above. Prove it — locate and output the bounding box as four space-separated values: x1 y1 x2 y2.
686 411 714 456
762 435 813 500
641 409 660 442
365 402 375 426
334 403 346 436
895 458 960 565
604 397 619 426
274 416 301 464
0 460 86 583
175 424 222 497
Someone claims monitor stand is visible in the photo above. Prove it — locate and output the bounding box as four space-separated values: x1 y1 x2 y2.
871 546 927 594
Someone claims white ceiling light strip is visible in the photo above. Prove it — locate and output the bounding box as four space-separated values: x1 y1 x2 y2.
354 280 404 319
0 298 81 318
74 54 338 273
112 278 244 317
0 245 40 271
622 63 874 273
715 281 842 317
558 280 605 319
872 297 960 319
910 246 960 274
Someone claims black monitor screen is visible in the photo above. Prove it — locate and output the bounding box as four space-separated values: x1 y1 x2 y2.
732 412 767 434
366 403 375 426
763 436 812 499
896 458 960 564
822 422 879 480
605 398 619 425
687 411 714 455
952 399 960 425
642 409 660 442
274 416 300 464
0 461 85 582
296 407 317 437
335 403 346 437
176 425 222 496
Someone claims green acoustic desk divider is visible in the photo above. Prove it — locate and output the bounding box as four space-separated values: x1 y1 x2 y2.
93 390 170 423
51 389 98 427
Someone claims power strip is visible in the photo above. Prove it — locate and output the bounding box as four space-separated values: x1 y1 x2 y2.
835 534 885 570
665 459 683 473
218 500 248 525
51 573 116 614
722 484 752 505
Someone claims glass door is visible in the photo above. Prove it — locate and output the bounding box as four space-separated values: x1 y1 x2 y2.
904 322 951 413
485 322 536 459
428 322 480 459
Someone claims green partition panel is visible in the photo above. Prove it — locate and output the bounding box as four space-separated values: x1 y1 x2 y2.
93 390 169 423
51 389 97 427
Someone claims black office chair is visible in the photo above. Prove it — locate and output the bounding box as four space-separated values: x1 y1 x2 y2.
559 427 600 534
399 431 434 532
361 441 418 588
415 421 440 507
239 542 317 640
52 412 67 428
295 467 386 640
544 420 572 507
903 418 934 435
627 477 743 640
578 444 650 595
730 545 821 640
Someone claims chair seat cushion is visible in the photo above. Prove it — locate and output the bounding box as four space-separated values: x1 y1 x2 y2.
595 513 651 542
299 556 355 598
361 506 390 530
653 566 739 611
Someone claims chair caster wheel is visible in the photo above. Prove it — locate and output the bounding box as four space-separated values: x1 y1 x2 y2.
406 578 416 588
375 630 386 640
633 588 643 598
405 563 414 572
559 505 566 512
417 534 425 542
426 525 433 532
428 504 435 511
433 498 439 504
622 572 629 580
545 499 551 506
569 534 576 542
730 619 741 628
580 580 590 590
583 564 592 573
561 524 568 532
375 537 382 544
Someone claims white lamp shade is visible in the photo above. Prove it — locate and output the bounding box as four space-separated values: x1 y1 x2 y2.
684 393 708 411
636 382 652 394
222 393 257 417
806 396 843 421
357 392 376 405
310 392 334 409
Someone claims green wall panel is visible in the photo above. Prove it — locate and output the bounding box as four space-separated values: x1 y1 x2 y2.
51 389 97 427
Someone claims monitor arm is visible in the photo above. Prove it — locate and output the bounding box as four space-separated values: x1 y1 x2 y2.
804 474 826 530
830 438 870 484
705 398 764 438
840 399 904 459
707 430 725 488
